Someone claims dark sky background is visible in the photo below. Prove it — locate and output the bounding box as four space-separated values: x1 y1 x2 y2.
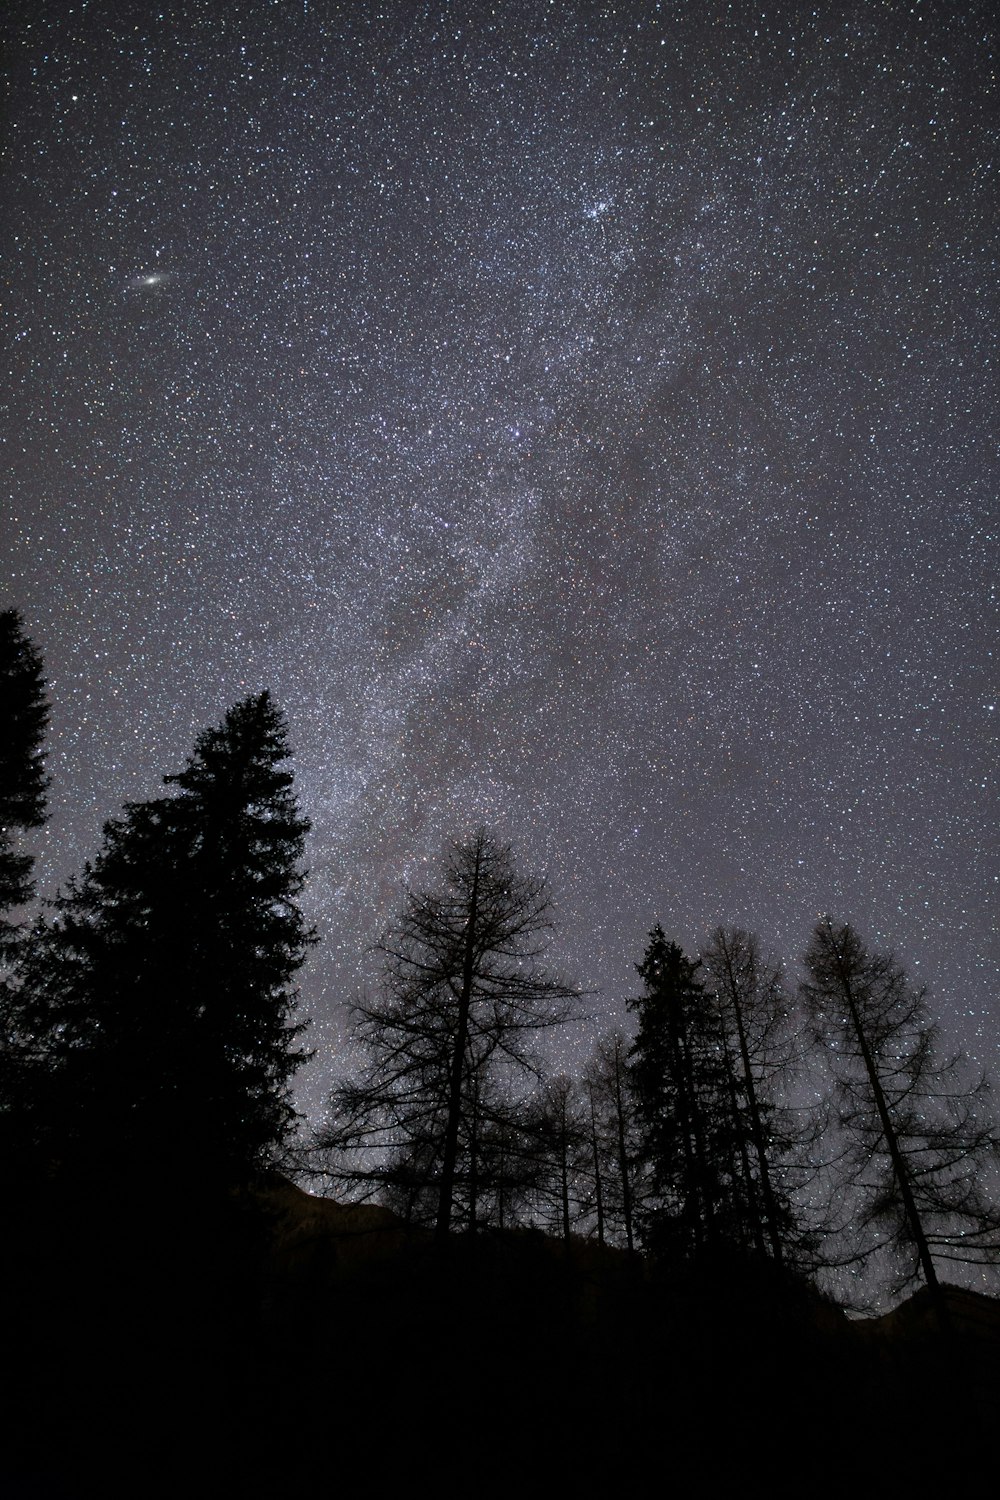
4 0 997 1125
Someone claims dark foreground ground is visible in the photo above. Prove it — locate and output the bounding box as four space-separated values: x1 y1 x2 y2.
2 1176 997 1497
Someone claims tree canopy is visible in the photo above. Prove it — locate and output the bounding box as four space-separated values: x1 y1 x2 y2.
20 692 312 1185
318 828 581 1237
628 927 741 1259
2 623 996 1314
0 610 48 959
802 918 1000 1303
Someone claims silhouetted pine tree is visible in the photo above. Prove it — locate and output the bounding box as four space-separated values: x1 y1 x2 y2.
628 927 745 1260
0 610 48 959
21 692 312 1186
0 611 50 1183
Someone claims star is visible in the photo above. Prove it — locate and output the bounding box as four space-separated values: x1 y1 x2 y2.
3 0 996 1152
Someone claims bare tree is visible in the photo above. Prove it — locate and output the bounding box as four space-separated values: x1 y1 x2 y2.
801 918 1000 1307
317 829 581 1239
583 1031 638 1251
701 928 817 1268
527 1075 591 1243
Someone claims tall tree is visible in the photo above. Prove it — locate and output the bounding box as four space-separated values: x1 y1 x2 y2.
701 927 814 1267
628 927 744 1260
0 610 48 959
583 1031 638 1251
801 919 1000 1305
528 1075 590 1243
318 829 580 1239
22 692 312 1184
0 612 49 1180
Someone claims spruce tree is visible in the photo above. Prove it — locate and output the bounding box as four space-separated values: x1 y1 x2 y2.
0 610 48 957
628 927 744 1260
160 692 314 1173
0 611 49 1181
24 692 312 1186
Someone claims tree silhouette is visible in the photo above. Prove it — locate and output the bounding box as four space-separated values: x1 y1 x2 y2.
319 828 580 1238
0 611 49 1181
628 926 747 1260
22 692 312 1185
701 927 818 1268
802 918 1000 1306
528 1074 590 1242
583 1031 638 1250
0 610 48 959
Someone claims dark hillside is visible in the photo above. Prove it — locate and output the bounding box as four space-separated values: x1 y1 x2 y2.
1 1177 993 1496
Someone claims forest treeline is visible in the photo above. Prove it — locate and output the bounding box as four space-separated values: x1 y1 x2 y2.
2 608 999 1318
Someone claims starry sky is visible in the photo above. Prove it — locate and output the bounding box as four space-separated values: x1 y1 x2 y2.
3 0 997 1123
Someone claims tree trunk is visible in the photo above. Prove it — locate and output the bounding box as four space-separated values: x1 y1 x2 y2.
612 1043 634 1253
435 840 482 1241
719 940 784 1264
588 1086 605 1248
833 943 944 1318
721 1024 764 1256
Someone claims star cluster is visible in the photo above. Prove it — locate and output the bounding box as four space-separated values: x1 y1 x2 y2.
3 1 997 1121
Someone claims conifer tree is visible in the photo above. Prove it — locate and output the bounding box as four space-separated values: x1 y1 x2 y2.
802 919 1000 1304
0 611 50 1178
701 927 816 1268
583 1032 638 1250
528 1075 590 1243
318 829 579 1238
628 927 744 1259
0 610 48 958
23 692 312 1185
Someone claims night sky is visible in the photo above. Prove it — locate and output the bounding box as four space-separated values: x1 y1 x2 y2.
4 1 997 1124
